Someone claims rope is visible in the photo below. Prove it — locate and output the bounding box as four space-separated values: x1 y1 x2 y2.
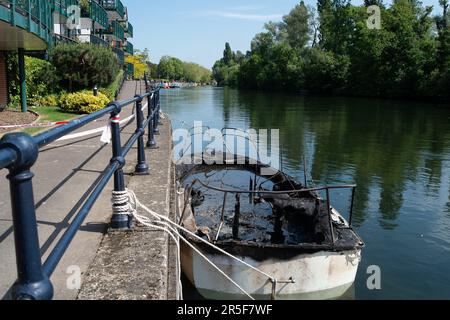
112 190 184 300
111 188 287 300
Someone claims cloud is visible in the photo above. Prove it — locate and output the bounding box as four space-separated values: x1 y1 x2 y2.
203 11 282 22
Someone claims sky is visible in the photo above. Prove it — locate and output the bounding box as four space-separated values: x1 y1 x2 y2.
125 0 444 69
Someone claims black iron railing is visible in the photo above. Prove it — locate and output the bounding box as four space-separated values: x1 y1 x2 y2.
0 79 161 300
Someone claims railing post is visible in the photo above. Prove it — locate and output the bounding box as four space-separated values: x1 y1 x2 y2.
326 188 336 244
0 133 53 300
109 103 132 230
153 91 160 135
135 95 149 175
349 187 356 226
146 93 157 149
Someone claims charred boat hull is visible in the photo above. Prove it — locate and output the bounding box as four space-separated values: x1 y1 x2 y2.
181 243 360 300
175 154 364 300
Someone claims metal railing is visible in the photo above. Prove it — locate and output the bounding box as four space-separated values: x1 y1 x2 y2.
81 0 109 29
125 21 133 38
0 0 54 46
0 80 161 300
101 0 124 19
54 33 78 45
125 41 133 55
191 179 357 245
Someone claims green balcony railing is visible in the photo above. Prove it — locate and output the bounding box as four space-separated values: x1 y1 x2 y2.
106 19 124 40
0 0 54 47
113 47 124 65
80 0 108 29
125 21 133 37
125 41 133 55
52 0 79 17
54 33 78 45
101 0 124 19
90 34 108 47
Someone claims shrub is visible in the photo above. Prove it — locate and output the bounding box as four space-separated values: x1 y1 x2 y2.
7 54 58 106
99 69 124 101
59 91 109 114
34 94 59 107
50 43 120 92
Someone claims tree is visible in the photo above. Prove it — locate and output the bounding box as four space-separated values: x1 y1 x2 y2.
50 43 120 91
223 43 234 65
158 56 184 80
282 1 312 51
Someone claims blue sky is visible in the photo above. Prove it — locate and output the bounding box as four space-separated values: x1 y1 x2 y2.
125 0 443 69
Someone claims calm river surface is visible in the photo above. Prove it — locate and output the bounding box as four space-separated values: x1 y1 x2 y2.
161 86 450 300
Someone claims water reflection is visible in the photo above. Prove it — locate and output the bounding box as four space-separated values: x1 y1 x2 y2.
162 87 450 299
220 88 450 231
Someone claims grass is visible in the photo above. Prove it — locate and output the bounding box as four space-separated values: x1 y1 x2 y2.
24 106 78 135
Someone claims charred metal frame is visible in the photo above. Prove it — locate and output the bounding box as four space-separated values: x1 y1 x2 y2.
191 178 357 245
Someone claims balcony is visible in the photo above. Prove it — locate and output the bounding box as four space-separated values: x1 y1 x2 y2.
104 19 124 40
78 33 108 47
0 0 54 50
125 41 133 55
112 46 124 65
80 0 108 29
53 0 79 17
125 21 133 38
101 0 124 20
54 33 78 45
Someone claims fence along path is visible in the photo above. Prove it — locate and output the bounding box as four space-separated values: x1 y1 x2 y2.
0 80 151 299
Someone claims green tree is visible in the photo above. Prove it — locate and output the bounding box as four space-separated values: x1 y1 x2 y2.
282 1 312 51
50 43 120 91
158 56 184 80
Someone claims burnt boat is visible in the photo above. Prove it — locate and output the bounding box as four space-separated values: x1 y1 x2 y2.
175 152 364 300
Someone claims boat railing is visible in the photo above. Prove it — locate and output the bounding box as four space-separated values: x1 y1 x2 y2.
178 127 264 162
0 81 162 300
188 179 358 245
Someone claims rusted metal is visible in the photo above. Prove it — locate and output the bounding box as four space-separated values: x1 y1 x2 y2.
194 178 357 196
215 192 228 242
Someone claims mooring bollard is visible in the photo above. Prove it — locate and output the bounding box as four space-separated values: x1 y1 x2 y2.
109 103 132 230
0 133 53 300
147 93 157 149
135 95 150 175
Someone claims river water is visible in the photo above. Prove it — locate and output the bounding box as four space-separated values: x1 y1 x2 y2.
161 86 450 300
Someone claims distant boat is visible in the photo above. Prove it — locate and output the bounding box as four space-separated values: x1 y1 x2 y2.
170 82 181 89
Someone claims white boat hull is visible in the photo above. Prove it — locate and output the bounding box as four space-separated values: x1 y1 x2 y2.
181 243 361 300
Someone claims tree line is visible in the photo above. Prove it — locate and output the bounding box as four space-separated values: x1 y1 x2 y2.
213 0 450 101
148 55 212 83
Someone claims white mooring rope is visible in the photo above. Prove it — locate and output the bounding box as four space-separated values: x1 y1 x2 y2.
111 188 283 300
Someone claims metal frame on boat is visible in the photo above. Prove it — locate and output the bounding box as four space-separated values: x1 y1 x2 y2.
175 139 365 300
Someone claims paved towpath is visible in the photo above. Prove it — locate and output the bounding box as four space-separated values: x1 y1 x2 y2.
0 80 145 300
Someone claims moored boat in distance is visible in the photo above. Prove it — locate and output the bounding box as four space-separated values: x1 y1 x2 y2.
175 143 364 300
